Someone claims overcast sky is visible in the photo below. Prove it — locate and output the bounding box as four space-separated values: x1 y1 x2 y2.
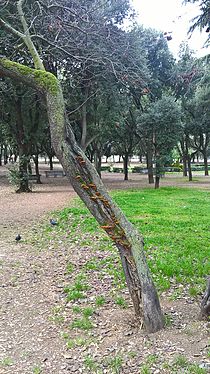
132 0 210 58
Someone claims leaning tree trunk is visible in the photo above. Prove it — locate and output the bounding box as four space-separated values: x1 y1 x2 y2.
0 58 164 333
200 277 210 319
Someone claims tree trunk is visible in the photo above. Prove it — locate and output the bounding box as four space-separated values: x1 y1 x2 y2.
183 155 188 177
155 176 160 189
17 152 31 193
0 146 2 166
0 58 164 333
94 151 102 178
187 156 192 181
4 144 8 165
49 155 53 170
123 154 129 181
28 160 32 175
146 150 154 184
203 151 209 176
185 135 192 181
200 277 210 319
34 153 42 184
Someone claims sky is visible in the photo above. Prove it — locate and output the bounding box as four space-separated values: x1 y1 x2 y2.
132 0 210 59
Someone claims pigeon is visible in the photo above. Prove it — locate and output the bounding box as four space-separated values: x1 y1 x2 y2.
50 219 58 226
15 234 21 241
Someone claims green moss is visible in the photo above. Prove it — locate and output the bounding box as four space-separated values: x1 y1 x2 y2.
33 70 59 95
0 58 59 95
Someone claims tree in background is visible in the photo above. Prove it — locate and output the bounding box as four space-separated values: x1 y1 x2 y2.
138 97 182 188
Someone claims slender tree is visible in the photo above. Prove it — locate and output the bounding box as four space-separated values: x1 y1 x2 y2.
0 0 164 332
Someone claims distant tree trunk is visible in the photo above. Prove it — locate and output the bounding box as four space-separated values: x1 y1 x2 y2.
4 145 8 165
183 156 188 177
49 155 53 170
94 151 102 178
179 139 188 177
17 152 31 193
14 95 31 193
146 150 154 184
187 156 192 181
0 58 164 333
0 146 3 166
123 153 129 181
203 152 209 176
28 160 32 175
34 153 42 184
155 176 160 189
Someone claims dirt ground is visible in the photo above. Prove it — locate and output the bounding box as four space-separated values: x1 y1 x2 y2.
0 164 209 374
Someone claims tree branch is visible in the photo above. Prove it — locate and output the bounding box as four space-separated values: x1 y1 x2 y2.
16 0 45 70
0 17 24 39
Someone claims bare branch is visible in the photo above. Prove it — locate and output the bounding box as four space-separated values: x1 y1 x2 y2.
67 89 100 116
0 17 24 39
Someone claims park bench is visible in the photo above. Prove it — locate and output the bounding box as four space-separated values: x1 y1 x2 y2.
28 174 41 182
45 170 65 178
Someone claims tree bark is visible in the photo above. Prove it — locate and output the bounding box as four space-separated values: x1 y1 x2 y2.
34 153 42 184
123 153 129 181
4 144 8 165
146 150 154 184
203 151 209 176
0 58 164 333
49 155 53 170
200 277 210 319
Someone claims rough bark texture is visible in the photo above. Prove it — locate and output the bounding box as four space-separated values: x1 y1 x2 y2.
0 58 164 333
200 277 210 319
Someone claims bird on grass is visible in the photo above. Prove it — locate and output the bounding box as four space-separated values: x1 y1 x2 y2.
50 219 58 226
15 234 21 241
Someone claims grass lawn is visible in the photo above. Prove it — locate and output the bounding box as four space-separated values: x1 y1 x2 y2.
28 186 210 373
44 186 210 296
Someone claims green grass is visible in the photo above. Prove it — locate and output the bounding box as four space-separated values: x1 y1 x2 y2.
54 187 210 293
95 295 106 306
33 187 210 296
112 188 209 287
0 357 14 367
70 317 93 330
